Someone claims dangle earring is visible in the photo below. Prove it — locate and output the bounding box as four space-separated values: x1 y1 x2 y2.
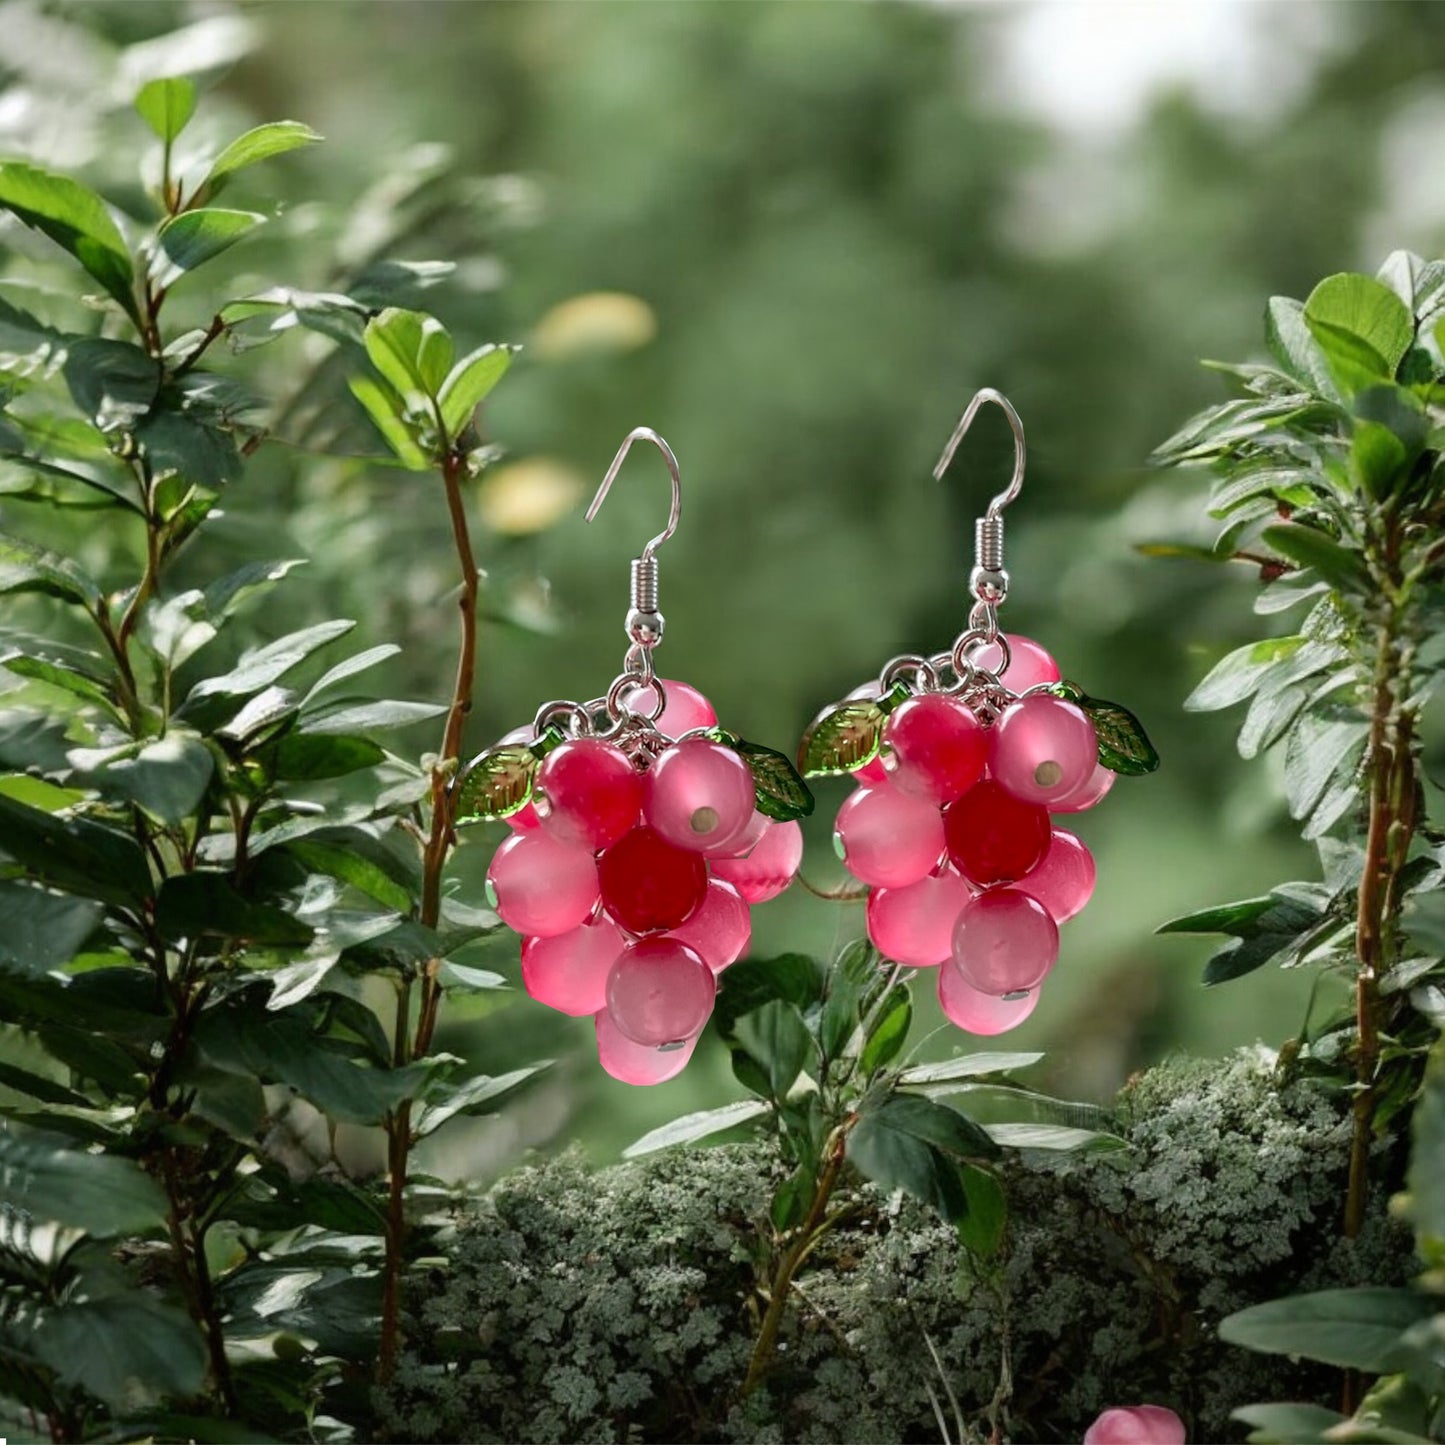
799 390 1157 1036
455 428 814 1084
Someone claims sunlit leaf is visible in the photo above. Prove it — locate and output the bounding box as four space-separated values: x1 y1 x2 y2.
134 76 197 143
204 120 323 194
157 207 263 274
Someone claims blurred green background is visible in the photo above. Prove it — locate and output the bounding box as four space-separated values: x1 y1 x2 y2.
4 0 1445 1166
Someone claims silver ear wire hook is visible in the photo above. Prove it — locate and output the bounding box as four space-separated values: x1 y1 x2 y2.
585 426 682 652
932 388 1026 613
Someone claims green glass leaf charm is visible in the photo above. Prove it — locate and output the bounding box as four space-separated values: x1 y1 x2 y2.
454 744 538 824
799 700 887 778
1076 691 1159 776
733 739 814 821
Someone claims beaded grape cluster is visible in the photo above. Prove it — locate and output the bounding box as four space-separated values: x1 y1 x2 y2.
802 632 1155 1037
457 679 811 1085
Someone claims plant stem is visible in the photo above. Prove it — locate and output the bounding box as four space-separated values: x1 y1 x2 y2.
744 1118 856 1395
378 447 479 1381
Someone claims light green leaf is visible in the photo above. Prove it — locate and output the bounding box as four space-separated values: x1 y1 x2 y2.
1408 1039 1445 1243
859 987 911 1076
1184 636 1304 714
623 1099 770 1158
298 697 446 735
897 1053 1043 1086
1304 273 1414 395
204 120 322 193
304 644 401 703
185 618 355 703
364 307 430 401
1220 1288 1434 1372
413 1065 544 1138
134 76 197 143
1261 523 1369 592
1264 296 1340 400
0 163 138 323
983 1122 1126 1153
416 316 454 396
1234 1403 1349 1444
348 373 429 471
800 699 887 777
157 207 263 274
0 530 103 608
957 1164 1006 1260
454 744 538 824
438 343 514 438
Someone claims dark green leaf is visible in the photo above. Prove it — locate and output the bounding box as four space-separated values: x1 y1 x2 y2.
204 120 323 193
62 337 160 432
0 163 138 322
454 744 538 823
0 881 102 973
285 839 412 914
957 1164 1006 1259
859 986 911 1075
155 873 313 946
1351 420 1409 498
1220 1288 1434 1372
1408 1041 1445 1242
272 733 385 781
0 794 152 908
818 941 880 1064
714 952 825 1041
1158 896 1275 935
800 699 886 777
134 76 197 142
1233 1404 1349 1445
70 732 213 825
0 1058 88 1106
732 738 814 821
158 207 263 275
0 530 103 607
203 558 307 619
1076 693 1159 776
622 1099 770 1158
185 619 355 704
438 343 513 438
857 1091 1000 1161
0 1125 166 1234
298 697 446 735
1261 523 1369 592
734 999 812 1098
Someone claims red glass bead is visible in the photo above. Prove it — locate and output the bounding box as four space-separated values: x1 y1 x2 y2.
536 739 644 852
598 825 708 934
884 694 988 804
834 780 946 889
943 779 1051 887
1051 761 1115 814
970 632 1061 692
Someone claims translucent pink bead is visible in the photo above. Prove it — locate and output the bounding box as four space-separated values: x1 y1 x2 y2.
989 695 1097 807
884 694 989 804
595 1008 697 1085
715 808 769 858
645 740 756 855
950 888 1059 995
672 879 751 972
710 819 803 903
866 867 974 967
619 677 717 737
937 963 1041 1035
834 781 945 889
1051 761 1116 814
970 632 1061 692
536 739 643 851
605 937 715 1046
1018 829 1095 924
521 915 626 1016
1083 1406 1186 1445
486 831 599 938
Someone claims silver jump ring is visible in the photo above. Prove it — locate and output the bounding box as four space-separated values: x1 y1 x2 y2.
607 669 666 724
879 652 939 695
533 698 592 739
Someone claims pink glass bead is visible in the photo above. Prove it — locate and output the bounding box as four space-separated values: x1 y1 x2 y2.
598 826 708 934
605 936 716 1046
989 695 1097 807
944 779 1051 887
1083 1407 1186 1445
710 819 803 903
536 739 643 851
619 677 718 736
645 739 756 855
937 962 1041 1035
1052 761 1116 814
715 808 769 858
970 632 1061 692
672 879 751 972
520 914 626 1016
866 867 974 967
950 887 1059 995
595 1007 697 1085
834 781 945 889
884 694 989 804
486 831 599 938
1018 829 1095 924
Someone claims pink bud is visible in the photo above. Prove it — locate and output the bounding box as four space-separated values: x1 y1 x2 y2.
1082 1406 1186 1445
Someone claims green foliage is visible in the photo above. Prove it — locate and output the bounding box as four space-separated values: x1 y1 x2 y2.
378 1049 1413 1445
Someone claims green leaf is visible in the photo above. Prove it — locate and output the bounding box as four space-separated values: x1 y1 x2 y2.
413 1065 543 1138
0 162 138 323
1 649 116 713
454 745 538 823
1233 1404 1350 1445
1220 1288 1434 1372
0 794 152 908
714 953 825 1041
856 1091 1000 1162
35 1292 207 1409
272 733 385 781
298 697 446 735
734 999 812 1099
800 699 886 777
304 643 401 702
71 732 213 826
1265 295 1340 399
859 986 911 1075
1073 692 1159 776
155 873 314 947
896 1053 1043 1085
134 76 197 142
438 343 513 438
157 207 263 274
364 307 431 401
0 882 103 973
622 1098 770 1158
185 619 355 704
1157 896 1275 935
984 1122 1126 1153
1184 636 1305 713
0 1125 167 1234
203 558 307 620
285 839 412 914
1351 420 1410 498
415 316 454 396
1408 1040 1445 1243
203 120 323 193
1284 714 1368 823
348 373 429 470
1261 523 1369 592
0 1058 88 1106
957 1164 1006 1259
732 738 814 821
1304 273 1414 394
0 530 103 608
818 941 879 1064
62 337 160 432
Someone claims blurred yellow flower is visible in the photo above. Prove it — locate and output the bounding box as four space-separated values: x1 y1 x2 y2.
478 457 584 535
531 291 657 360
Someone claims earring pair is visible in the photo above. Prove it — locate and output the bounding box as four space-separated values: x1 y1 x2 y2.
457 396 1156 1086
